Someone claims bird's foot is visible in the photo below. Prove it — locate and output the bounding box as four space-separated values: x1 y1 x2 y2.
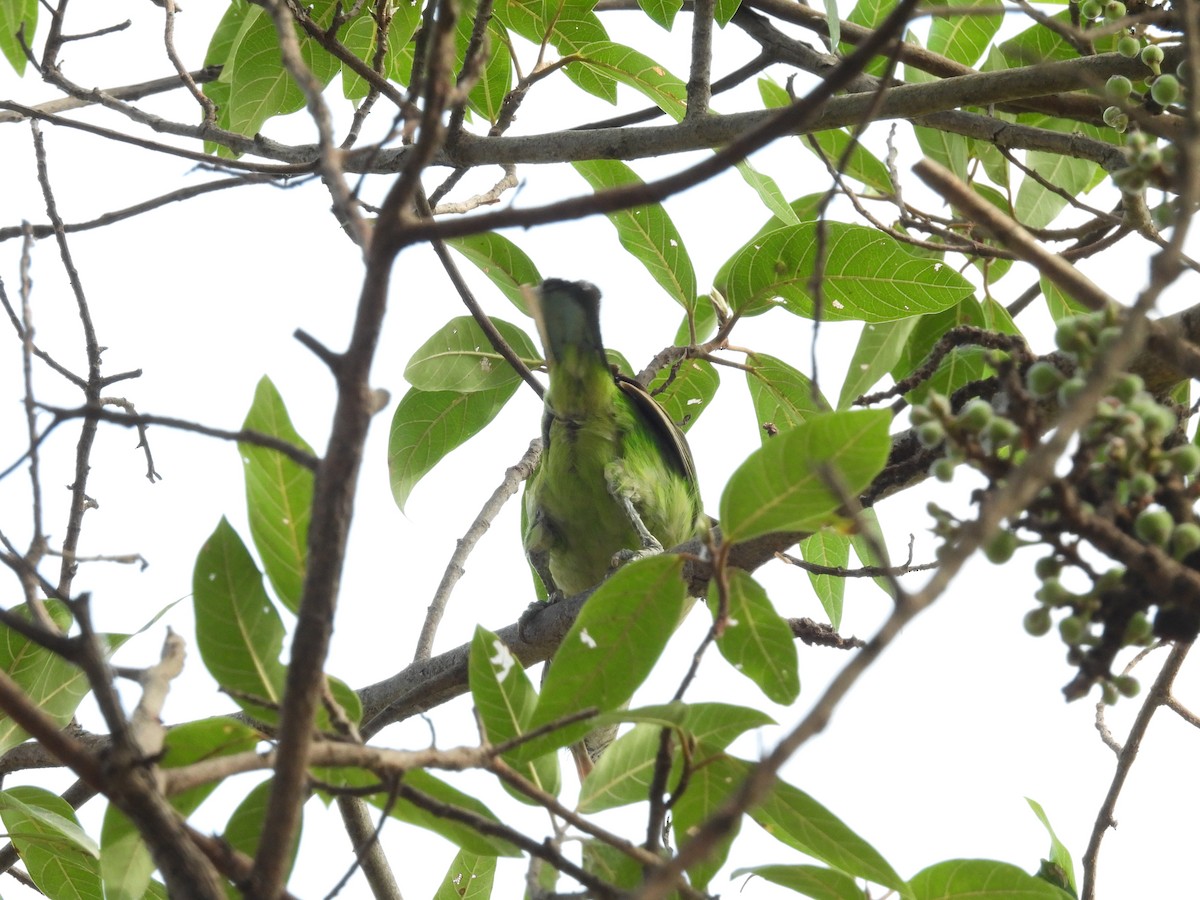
518 592 564 642
608 538 664 574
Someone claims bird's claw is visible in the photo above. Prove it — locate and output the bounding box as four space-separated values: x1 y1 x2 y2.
518 592 564 642
608 539 663 574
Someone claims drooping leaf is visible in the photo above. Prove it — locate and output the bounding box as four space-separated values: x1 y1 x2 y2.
733 864 867 900
225 778 301 869
927 0 1002 67
799 528 851 629
720 409 892 543
0 787 101 900
564 41 686 119
572 159 697 312
387 384 519 511
752 767 908 891
637 0 684 30
0 0 37 74
735 160 802 227
521 555 689 760
494 0 614 100
404 316 539 393
908 859 1070 899
837 318 919 410
672 754 745 889
446 232 542 313
456 15 512 122
240 376 314 614
1027 798 1077 896
719 223 974 322
433 850 496 899
708 570 799 704
906 40 969 180
385 769 522 857
746 352 827 442
469 627 561 801
648 357 719 433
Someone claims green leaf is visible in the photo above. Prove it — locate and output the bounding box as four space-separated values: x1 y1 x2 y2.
434 850 496 899
753 769 907 891
719 409 892 543
582 839 642 889
804 130 895 195
719 223 974 322
405 316 539 393
193 517 287 721
522 555 688 760
0 787 101 900
469 627 561 801
386 769 522 857
746 352 827 442
1014 125 1100 230
927 0 1002 67
735 160 801 227
1027 798 1077 895
240 376 314 614
999 10 1115 65
714 0 742 25
799 528 850 629
446 232 542 313
709 570 799 704
909 859 1070 899
0 601 124 754
844 0 893 76
906 41 969 180
457 16 512 122
101 719 261 900
648 358 719 434
0 0 37 75
572 159 697 311
494 0 614 100
837 318 919 410
225 779 301 867
850 508 896 600
1041 274 1090 323
673 754 744 889
387 384 518 511
893 297 999 404
566 41 686 119
638 0 684 30
734 864 867 899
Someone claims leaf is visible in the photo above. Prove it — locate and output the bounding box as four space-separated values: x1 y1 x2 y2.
446 232 542 313
799 528 850 629
735 160 801 227
193 517 287 721
469 627 561 801
240 376 314 614
1027 798 1077 895
909 859 1071 899
566 41 686 120
386 769 522 857
572 159 697 312
893 297 1000 404
844 0 894 76
905 39 969 180
404 316 539 393
225 779 300 868
719 410 892 543
718 223 974 322
709 570 799 704
752 768 907 891
734 864 867 899
837 318 919 410
494 0 615 101
850 508 896 600
387 384 518 511
0 601 125 754
582 839 642 889
637 0 684 30
927 0 1002 67
1041 274 1090 323
714 0 742 25
456 16 512 122
434 850 496 899
1014 124 1100 230
101 719 261 900
521 555 689 760
648 358 719 434
745 353 827 442
0 0 37 75
672 754 745 889
0 787 101 900
804 130 896 195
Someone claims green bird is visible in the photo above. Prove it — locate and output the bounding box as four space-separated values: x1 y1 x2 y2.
523 278 705 771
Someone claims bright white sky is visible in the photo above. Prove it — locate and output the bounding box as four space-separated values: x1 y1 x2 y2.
0 2 1198 898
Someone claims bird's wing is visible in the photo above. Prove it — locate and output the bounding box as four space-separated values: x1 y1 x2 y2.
614 372 698 487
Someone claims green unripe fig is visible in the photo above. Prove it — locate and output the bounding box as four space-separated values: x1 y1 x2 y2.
1168 443 1200 476
1106 75 1134 101
1026 361 1065 398
1104 0 1126 19
1141 44 1164 75
1151 74 1181 105
1036 577 1072 607
909 404 934 426
1124 610 1153 645
1057 377 1087 409
1111 372 1144 404
926 392 952 419
1135 145 1162 170
930 457 956 483
1112 166 1146 192
1080 0 1103 18
1103 105 1126 128
1133 506 1174 546
1059 615 1087 645
1054 317 1092 355
1101 681 1120 705
917 420 945 448
1141 404 1177 441
1035 556 1061 581
1118 35 1142 58
957 398 994 431
983 416 1020 449
983 530 1018 565
1114 675 1140 697
1024 607 1053 637
1171 521 1200 559
1128 470 1157 498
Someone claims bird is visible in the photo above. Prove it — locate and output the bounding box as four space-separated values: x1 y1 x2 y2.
522 278 705 773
